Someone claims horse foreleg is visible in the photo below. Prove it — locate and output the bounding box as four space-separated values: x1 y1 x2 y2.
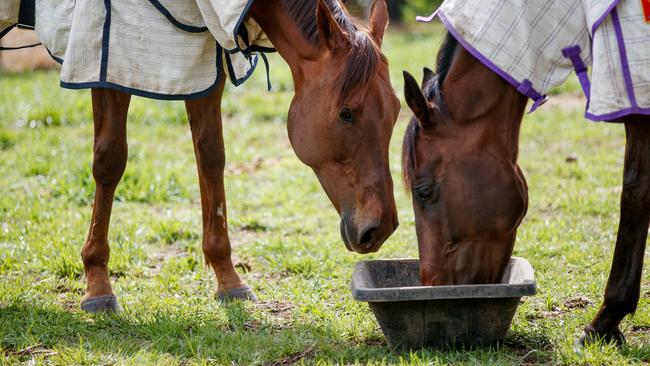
582 116 650 344
80 88 131 312
185 82 256 302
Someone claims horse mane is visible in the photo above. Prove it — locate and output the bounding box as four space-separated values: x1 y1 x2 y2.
280 0 386 98
402 32 458 190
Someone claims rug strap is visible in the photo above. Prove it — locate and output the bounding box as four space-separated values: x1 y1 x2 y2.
516 79 547 113
562 45 591 100
18 0 35 29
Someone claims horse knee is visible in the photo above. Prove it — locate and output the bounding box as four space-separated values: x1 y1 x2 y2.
195 134 225 180
93 139 127 186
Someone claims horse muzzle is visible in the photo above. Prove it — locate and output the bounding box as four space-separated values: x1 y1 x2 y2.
340 211 398 254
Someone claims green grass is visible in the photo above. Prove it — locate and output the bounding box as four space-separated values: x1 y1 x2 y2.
1 23 648 365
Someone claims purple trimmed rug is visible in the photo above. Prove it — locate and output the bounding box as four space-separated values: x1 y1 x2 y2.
420 0 650 121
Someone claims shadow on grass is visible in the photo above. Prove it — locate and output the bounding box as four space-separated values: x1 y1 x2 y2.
4 301 639 365
1 301 332 364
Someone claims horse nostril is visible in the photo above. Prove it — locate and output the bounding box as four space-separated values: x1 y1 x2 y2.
358 226 379 247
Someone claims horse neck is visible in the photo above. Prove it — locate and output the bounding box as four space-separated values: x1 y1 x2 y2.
442 48 529 163
249 0 322 86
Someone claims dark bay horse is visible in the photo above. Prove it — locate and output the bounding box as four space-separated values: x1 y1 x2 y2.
402 32 648 344
80 0 400 311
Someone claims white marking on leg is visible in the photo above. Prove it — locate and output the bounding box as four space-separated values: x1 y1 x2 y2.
217 202 226 229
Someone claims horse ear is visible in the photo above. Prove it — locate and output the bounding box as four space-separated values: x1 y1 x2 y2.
403 71 432 128
369 0 389 47
422 67 435 85
316 0 351 53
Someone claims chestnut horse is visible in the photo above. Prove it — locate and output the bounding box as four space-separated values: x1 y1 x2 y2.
402 32 648 344
80 0 400 312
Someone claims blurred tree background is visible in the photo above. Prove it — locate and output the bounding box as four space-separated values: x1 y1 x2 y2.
346 0 443 24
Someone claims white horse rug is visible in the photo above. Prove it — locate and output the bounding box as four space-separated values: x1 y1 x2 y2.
420 0 650 121
1 0 272 99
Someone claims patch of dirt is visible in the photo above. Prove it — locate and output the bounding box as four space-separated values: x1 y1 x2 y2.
232 301 295 332
525 312 543 321
540 306 564 318
255 300 295 330
55 282 83 295
145 246 186 275
355 337 385 347
255 300 294 316
266 344 315 366
58 293 79 311
227 156 281 176
234 259 253 273
238 222 271 232
630 325 650 335
108 270 127 279
505 339 553 365
565 154 578 163
508 347 551 365
532 297 594 319
248 271 287 282
242 319 263 331
564 296 593 310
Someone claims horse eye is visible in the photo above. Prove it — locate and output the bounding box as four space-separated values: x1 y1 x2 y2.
338 108 354 123
415 184 438 203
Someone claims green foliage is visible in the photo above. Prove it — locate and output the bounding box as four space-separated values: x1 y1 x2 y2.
399 0 443 22
0 23 647 365
348 0 443 22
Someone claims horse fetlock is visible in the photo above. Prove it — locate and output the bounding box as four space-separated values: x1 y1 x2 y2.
602 295 639 317
581 323 626 346
81 242 110 266
82 265 114 298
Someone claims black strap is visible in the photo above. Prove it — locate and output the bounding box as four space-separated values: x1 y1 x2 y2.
0 0 39 50
0 24 17 40
259 52 272 91
0 42 41 51
18 0 36 29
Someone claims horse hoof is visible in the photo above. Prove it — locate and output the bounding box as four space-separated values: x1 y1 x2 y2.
217 286 257 303
577 325 626 347
80 294 121 313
